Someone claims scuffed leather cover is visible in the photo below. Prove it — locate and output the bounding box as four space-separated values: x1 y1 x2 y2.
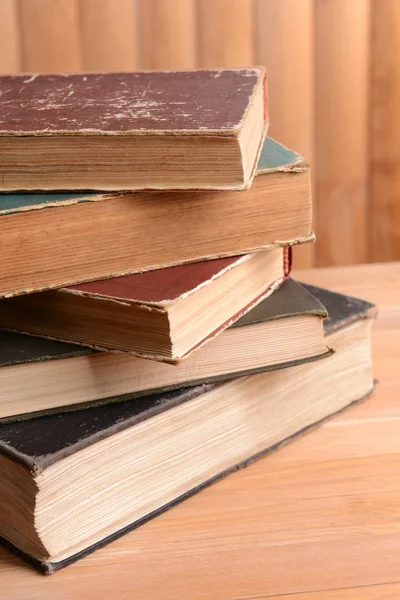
0 70 265 135
300 283 377 331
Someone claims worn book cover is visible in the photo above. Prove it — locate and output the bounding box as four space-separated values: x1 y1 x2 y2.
0 285 376 573
0 137 313 298
0 246 290 362
0 68 267 191
0 279 331 423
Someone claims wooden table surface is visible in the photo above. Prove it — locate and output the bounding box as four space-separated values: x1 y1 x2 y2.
1 262 399 600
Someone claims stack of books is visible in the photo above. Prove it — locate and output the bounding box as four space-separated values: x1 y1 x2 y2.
0 68 375 574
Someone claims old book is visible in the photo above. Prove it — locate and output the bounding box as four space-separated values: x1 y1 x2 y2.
0 137 312 298
0 286 376 573
0 69 267 192
0 280 331 422
0 247 289 363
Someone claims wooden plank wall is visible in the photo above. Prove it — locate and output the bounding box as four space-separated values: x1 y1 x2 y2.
0 0 398 268
315 0 370 267
370 0 400 263
256 0 315 269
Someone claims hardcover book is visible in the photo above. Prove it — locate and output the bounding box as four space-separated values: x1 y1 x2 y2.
0 286 376 573
0 247 289 362
0 69 267 192
0 280 330 422
0 137 313 298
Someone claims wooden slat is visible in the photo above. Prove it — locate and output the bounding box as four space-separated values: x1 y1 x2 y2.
315 0 370 266
370 0 400 262
19 0 83 72
256 0 315 268
0 0 21 73
197 0 254 67
137 0 196 70
80 0 137 71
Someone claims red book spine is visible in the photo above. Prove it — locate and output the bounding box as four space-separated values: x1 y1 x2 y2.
283 246 292 277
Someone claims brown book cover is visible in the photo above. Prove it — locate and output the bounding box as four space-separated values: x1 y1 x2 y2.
0 137 312 298
0 285 376 573
66 253 258 303
0 246 290 362
0 69 267 191
0 279 331 423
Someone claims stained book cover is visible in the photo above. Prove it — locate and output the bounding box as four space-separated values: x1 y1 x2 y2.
0 285 376 573
0 68 267 192
0 69 266 135
0 279 329 423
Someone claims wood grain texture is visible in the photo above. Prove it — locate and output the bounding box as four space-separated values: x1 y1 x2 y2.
315 0 370 266
197 0 254 67
255 582 400 599
1 262 400 599
256 0 315 268
137 0 196 69
370 0 400 262
19 0 83 72
0 0 21 74
80 0 137 71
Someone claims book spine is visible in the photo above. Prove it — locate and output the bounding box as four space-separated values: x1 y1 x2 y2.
283 246 292 277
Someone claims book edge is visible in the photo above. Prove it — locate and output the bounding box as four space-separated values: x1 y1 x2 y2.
0 234 315 299
0 349 333 426
0 275 317 369
0 385 217 474
0 382 375 575
0 137 307 217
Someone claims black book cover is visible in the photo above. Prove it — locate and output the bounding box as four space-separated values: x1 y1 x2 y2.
0 284 376 573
